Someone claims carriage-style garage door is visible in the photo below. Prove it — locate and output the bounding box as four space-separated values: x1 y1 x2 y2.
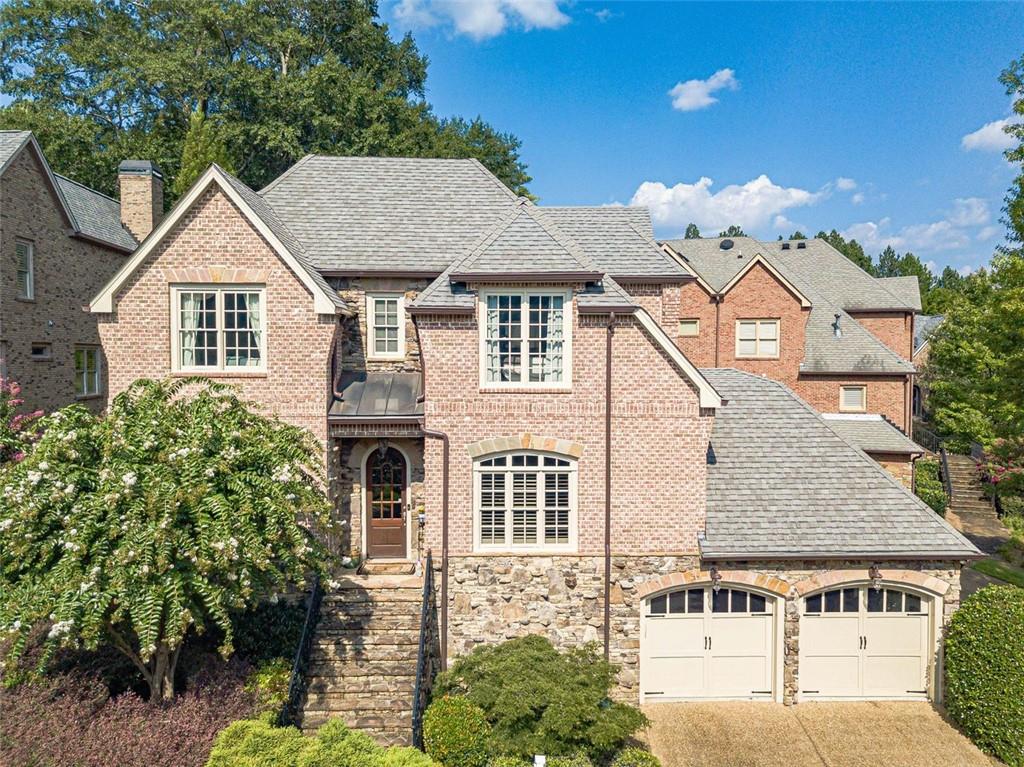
800 586 931 699
641 587 777 701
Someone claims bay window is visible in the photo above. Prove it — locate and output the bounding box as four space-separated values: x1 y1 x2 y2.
172 286 265 372
474 452 577 551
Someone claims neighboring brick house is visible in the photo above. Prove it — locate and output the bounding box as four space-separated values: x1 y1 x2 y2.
0 131 138 413
662 236 925 483
89 156 979 737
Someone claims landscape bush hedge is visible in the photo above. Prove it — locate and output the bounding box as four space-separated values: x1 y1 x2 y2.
945 585 1024 766
432 635 648 761
230 600 307 665
423 695 491 767
206 718 436 767
610 747 661 767
914 458 948 515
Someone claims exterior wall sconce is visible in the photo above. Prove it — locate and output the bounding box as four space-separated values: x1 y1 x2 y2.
710 566 722 593
869 564 883 591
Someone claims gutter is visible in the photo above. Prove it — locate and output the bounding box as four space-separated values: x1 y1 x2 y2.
449 270 602 282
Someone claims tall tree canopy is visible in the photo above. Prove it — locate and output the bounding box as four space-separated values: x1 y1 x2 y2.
0 0 531 199
683 223 702 239
816 229 874 274
718 225 746 237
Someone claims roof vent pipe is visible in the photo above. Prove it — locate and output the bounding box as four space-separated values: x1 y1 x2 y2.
781 242 791 250
797 241 807 249
833 313 842 338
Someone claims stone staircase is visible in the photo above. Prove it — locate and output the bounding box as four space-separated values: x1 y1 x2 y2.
944 453 1009 554
299 574 426 746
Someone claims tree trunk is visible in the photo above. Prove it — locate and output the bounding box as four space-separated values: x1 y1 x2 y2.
147 644 177 703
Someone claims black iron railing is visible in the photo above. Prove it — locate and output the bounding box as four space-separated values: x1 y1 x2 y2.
278 574 324 727
939 446 953 501
411 550 436 749
913 422 942 454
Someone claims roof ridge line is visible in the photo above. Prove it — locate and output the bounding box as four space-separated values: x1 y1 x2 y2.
467 157 520 201
54 172 120 204
258 153 314 196
521 202 595 271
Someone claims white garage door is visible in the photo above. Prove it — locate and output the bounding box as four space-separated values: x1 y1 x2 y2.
800 586 931 699
641 586 776 701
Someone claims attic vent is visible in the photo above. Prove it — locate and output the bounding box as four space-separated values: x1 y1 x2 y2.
781 242 791 250
720 239 734 250
797 241 807 249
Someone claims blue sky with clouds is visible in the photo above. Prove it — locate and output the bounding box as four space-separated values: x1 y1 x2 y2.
387 0 1024 274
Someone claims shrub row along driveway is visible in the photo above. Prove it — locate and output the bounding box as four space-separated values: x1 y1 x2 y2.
642 701 996 767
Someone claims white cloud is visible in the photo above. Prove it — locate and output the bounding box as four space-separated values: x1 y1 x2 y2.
961 117 1015 152
948 197 990 227
668 69 739 112
925 260 938 274
835 177 857 191
958 265 976 276
630 174 823 232
773 215 795 230
393 0 569 40
842 217 971 254
851 192 866 205
977 225 1001 241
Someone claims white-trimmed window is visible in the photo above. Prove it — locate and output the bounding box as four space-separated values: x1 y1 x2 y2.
481 290 571 387
474 452 577 551
736 319 779 359
16 240 34 300
679 319 700 337
840 385 867 412
366 294 405 359
74 346 102 397
172 286 266 372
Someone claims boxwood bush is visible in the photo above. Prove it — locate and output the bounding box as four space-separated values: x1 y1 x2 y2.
945 585 1024 766
915 458 947 516
423 695 491 767
432 635 648 762
610 747 661 767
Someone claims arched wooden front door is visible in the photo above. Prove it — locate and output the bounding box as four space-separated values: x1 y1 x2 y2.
366 447 407 559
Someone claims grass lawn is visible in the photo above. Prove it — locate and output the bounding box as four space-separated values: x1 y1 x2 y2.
972 557 1024 588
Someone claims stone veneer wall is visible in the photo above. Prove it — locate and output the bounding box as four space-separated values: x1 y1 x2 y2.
443 555 962 705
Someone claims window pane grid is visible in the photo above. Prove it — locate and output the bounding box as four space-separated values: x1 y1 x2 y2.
371 297 401 356
224 292 262 367
16 241 33 299
736 319 780 358
176 288 265 371
485 293 566 385
74 348 100 397
477 453 574 549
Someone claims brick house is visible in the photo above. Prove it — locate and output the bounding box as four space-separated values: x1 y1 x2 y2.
661 236 926 485
0 131 140 413
89 156 978 742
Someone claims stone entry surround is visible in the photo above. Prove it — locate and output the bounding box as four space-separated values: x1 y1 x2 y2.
443 556 962 704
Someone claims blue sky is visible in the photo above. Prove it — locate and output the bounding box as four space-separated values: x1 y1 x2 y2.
387 1 1024 274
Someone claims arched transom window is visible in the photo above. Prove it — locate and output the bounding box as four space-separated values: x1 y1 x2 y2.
474 452 577 551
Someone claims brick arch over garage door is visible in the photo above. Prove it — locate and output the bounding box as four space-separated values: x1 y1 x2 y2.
792 569 951 598
637 569 790 600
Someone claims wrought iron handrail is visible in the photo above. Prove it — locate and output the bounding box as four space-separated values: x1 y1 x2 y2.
412 550 435 749
278 574 323 727
912 422 942 454
939 446 953 501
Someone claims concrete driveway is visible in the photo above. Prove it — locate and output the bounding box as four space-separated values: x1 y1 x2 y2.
642 701 997 767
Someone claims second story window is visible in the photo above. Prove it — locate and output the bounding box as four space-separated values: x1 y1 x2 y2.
172 286 265 373
482 290 570 387
840 385 867 412
16 240 34 300
366 294 405 360
736 319 779 359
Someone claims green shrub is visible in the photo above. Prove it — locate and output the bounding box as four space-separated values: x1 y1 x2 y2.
487 757 529 767
915 458 947 516
610 747 661 767
945 585 1024 766
423 696 491 767
547 753 592 767
245 658 292 719
377 747 438 767
433 635 648 762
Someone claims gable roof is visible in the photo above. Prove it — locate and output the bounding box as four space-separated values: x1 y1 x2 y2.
89 164 348 315
820 413 923 455
877 276 923 312
700 368 978 560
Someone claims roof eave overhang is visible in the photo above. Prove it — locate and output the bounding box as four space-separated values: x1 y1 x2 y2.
406 304 476 316
71 231 136 255
611 274 694 284
845 306 918 314
699 548 983 562
864 448 925 457
450 270 602 282
577 304 638 315
319 269 443 279
326 415 424 425
799 368 915 377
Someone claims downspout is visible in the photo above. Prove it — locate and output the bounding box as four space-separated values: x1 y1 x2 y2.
713 296 722 367
904 374 912 435
604 312 616 661
412 313 450 671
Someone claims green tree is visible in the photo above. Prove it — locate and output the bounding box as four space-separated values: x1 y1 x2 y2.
173 109 236 198
788 230 807 240
875 246 936 310
717 225 746 237
816 229 875 274
0 379 331 701
0 0 530 199
927 266 970 314
684 223 701 239
1000 55 1024 250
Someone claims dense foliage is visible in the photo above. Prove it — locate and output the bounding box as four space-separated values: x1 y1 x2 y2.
205 718 437 767
423 695 491 767
230 600 307 665
0 378 42 464
0 0 531 198
433 636 648 761
610 748 662 767
0 662 258 767
945 586 1024 766
0 378 331 701
914 458 947 516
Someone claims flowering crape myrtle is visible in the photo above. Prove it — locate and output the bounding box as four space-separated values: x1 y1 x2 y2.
0 378 332 701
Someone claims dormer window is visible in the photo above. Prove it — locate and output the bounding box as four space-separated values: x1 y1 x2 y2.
480 290 571 388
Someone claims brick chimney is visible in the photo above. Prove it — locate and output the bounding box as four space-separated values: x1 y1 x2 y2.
118 160 164 241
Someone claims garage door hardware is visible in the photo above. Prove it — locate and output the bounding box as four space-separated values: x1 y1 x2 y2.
859 636 868 649
703 636 713 649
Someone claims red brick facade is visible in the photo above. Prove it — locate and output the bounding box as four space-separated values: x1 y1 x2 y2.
1 146 127 413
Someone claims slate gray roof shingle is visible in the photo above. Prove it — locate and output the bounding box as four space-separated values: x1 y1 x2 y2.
0 130 32 170
700 368 978 559
55 174 137 252
664 236 915 374
820 413 924 455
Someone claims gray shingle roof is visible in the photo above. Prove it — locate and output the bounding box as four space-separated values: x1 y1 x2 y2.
217 166 347 312
55 174 137 252
820 414 923 455
664 236 915 374
700 368 978 559
329 372 423 420
576 275 638 312
914 314 943 355
0 130 31 170
877 276 923 312
259 155 518 273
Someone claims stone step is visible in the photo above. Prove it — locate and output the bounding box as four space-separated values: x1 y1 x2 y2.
950 501 994 512
360 560 417 576
310 646 419 664
307 676 416 696
318 615 421 632
322 590 423 605
308 660 418 677
300 716 412 745
314 626 420 642
303 692 415 711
